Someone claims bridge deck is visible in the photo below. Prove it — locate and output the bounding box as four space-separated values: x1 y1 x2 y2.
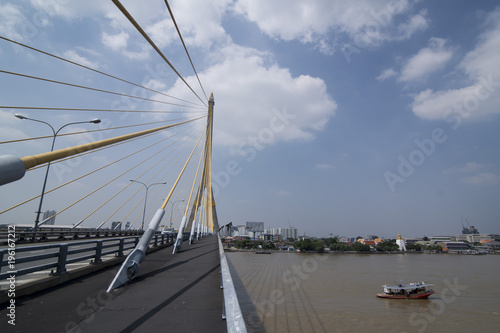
0 235 226 332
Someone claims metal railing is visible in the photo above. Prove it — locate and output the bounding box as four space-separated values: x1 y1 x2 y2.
218 236 247 333
0 233 180 281
0 228 144 246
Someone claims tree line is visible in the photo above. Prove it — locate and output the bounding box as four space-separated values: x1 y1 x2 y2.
230 237 443 253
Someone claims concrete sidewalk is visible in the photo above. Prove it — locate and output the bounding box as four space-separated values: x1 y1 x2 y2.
0 236 226 333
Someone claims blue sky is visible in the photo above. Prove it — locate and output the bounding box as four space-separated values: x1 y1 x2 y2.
0 0 499 238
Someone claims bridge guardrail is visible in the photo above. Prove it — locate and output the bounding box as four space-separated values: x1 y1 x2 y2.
218 236 247 333
0 228 144 246
0 233 179 281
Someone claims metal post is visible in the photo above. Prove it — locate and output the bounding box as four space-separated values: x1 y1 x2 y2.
118 238 125 257
55 243 69 275
129 181 166 231
0 250 4 272
141 188 147 231
13 115 101 232
168 199 184 228
92 240 103 264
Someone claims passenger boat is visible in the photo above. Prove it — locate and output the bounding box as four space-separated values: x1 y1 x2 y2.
376 282 435 299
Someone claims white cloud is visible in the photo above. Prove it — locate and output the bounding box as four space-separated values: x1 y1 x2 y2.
316 163 335 170
411 85 473 120
122 44 151 61
104 0 231 50
101 30 151 60
163 0 231 48
145 79 167 91
444 163 498 186
376 68 398 81
397 10 429 40
458 162 484 173
443 162 485 174
0 110 27 142
63 50 101 69
461 173 500 186
411 9 500 120
145 19 178 49
459 10 500 80
0 3 30 41
159 45 337 149
233 0 428 53
99 0 231 62
399 37 453 82
102 31 129 51
28 0 112 20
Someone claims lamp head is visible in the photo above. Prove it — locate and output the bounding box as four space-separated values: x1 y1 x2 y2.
90 118 101 124
14 113 27 120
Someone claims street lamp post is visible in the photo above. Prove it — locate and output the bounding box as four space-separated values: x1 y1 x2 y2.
14 114 101 232
129 180 166 230
169 199 185 228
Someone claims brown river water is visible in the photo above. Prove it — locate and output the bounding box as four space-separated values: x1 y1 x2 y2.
226 251 500 333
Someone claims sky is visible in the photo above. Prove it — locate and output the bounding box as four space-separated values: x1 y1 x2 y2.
0 0 499 238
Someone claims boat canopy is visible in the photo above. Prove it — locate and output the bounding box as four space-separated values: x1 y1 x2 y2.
382 282 434 290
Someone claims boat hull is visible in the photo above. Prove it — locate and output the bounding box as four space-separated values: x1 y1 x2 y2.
376 291 434 299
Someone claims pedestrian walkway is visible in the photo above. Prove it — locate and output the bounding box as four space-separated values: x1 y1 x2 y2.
0 236 226 332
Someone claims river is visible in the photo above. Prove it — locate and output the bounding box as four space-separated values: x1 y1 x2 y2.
226 251 500 333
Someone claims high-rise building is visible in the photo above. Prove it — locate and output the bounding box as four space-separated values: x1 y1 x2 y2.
278 228 298 240
42 210 56 225
264 227 298 240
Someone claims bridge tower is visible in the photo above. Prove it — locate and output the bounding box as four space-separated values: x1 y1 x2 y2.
108 93 218 291
173 92 218 253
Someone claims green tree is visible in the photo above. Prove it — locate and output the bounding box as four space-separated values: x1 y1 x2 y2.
422 244 442 252
294 238 325 253
406 243 422 251
377 240 400 252
350 242 370 252
294 238 314 251
313 240 325 253
324 237 338 248
330 242 348 251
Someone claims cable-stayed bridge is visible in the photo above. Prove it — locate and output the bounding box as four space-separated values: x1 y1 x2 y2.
0 1 245 332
